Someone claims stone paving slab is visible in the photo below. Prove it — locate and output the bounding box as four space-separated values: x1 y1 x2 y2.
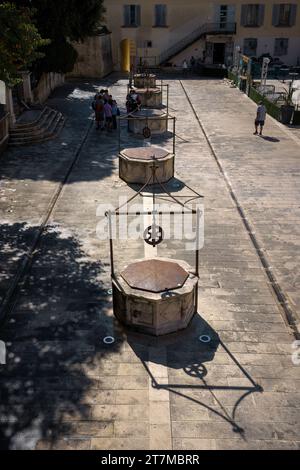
182 78 300 325
0 75 300 450
0 79 117 311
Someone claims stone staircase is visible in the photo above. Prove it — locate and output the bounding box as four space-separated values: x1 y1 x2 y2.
9 107 65 147
159 22 236 64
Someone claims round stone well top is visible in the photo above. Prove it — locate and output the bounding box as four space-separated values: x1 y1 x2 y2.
121 259 189 293
134 73 156 79
137 88 161 94
133 108 166 118
122 146 169 161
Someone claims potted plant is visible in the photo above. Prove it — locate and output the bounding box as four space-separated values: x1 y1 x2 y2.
281 82 295 124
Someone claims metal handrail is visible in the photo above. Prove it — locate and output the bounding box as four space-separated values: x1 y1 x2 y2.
257 84 276 94
0 112 10 142
0 112 9 124
159 22 236 64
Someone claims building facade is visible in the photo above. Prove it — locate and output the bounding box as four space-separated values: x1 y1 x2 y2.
103 1 300 69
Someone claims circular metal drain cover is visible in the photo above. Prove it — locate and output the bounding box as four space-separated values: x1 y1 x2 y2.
144 225 164 247
103 336 115 345
199 335 211 343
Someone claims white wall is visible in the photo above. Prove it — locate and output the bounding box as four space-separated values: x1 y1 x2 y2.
32 73 65 104
69 34 113 78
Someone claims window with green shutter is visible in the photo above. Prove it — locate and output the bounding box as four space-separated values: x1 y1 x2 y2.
272 4 297 27
274 38 289 56
243 38 258 56
154 4 167 26
124 5 141 27
241 4 265 27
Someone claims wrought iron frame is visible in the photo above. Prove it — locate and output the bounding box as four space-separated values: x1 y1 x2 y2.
117 113 176 156
106 159 204 293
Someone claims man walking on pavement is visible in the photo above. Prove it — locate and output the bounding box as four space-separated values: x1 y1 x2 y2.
254 101 266 136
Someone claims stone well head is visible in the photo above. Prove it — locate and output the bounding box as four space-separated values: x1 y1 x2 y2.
113 258 198 336
134 73 156 89
106 169 204 337
119 145 174 185
137 88 163 108
128 108 168 135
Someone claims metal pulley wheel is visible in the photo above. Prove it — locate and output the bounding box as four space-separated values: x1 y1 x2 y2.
143 224 164 247
143 126 151 139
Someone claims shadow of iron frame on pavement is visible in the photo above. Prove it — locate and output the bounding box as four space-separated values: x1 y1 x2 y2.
135 332 263 437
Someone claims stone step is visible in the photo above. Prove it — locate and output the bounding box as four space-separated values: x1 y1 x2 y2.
8 118 65 146
9 110 65 147
9 113 57 143
10 109 57 137
13 107 51 130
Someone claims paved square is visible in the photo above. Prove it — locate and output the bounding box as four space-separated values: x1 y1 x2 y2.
0 76 300 450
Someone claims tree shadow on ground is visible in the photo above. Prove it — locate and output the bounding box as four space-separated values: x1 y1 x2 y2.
0 76 188 189
0 222 122 450
0 78 125 186
127 314 262 437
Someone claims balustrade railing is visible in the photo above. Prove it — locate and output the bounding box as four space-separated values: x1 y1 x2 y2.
0 113 10 145
159 22 236 64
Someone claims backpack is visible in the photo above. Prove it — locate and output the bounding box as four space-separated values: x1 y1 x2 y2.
95 100 104 112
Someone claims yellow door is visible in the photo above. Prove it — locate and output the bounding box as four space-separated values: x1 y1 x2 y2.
121 39 136 72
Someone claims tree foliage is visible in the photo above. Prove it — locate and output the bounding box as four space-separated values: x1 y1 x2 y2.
14 0 106 74
41 41 79 74
0 2 49 85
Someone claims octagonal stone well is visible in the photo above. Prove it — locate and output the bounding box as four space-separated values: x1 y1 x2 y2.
134 73 156 89
112 258 198 336
119 146 174 184
128 109 168 135
138 88 163 108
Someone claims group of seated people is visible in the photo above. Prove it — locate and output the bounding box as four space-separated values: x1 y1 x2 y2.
126 88 142 114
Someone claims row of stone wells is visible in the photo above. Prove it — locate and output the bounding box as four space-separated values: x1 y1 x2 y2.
111 74 202 337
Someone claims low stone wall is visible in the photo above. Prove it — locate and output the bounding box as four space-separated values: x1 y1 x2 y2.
68 33 113 78
32 73 65 104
